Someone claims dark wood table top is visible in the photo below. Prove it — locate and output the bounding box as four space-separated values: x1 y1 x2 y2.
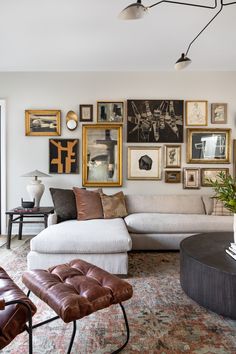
180 232 236 274
6 207 54 215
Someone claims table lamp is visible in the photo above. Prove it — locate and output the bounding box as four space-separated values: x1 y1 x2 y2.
22 170 51 207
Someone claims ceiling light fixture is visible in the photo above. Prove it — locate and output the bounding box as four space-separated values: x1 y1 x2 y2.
119 0 236 69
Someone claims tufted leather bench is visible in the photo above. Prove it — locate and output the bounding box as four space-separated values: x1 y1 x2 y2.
22 259 133 353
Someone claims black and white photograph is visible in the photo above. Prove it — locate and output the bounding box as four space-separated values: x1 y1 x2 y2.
127 99 184 143
82 124 122 186
97 101 124 123
128 146 162 180
187 128 231 164
25 110 61 136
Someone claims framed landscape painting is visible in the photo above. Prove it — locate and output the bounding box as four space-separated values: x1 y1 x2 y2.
187 128 231 164
164 145 181 168
128 146 162 180
49 139 79 174
201 168 229 187
25 110 61 136
97 101 124 123
165 170 181 183
185 101 208 126
127 99 184 143
183 168 200 189
82 124 122 187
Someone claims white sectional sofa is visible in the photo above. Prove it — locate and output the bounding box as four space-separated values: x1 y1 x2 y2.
27 194 233 274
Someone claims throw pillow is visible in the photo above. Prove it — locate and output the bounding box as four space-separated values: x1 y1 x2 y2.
100 191 128 219
211 199 233 216
50 188 77 223
73 187 104 220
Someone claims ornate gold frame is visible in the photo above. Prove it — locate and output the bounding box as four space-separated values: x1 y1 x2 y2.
82 124 122 187
164 144 181 168
25 110 61 136
185 100 208 126
186 128 231 164
201 168 229 187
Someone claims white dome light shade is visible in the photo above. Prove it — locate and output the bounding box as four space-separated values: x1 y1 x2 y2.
175 53 192 70
119 1 148 20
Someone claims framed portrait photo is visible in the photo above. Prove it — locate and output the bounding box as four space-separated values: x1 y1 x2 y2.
128 146 162 180
183 168 200 189
185 101 208 126
186 128 231 164
97 101 124 123
82 124 122 187
49 139 79 174
201 168 229 187
165 170 181 183
79 104 93 122
211 103 227 124
164 145 181 168
25 110 61 136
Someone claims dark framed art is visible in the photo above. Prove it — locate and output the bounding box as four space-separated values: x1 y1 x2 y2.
25 110 61 136
211 103 227 124
79 105 93 122
165 170 181 183
49 139 79 174
97 101 124 123
187 128 231 164
82 124 122 187
183 168 200 189
201 168 229 187
127 99 184 143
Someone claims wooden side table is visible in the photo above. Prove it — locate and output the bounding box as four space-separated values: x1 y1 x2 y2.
5 207 54 249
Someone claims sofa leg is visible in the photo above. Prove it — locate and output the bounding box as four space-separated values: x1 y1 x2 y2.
112 303 130 354
67 320 77 354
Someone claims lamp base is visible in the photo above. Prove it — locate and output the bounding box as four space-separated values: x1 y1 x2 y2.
26 180 45 207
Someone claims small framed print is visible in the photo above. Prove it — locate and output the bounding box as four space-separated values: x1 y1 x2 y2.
97 101 124 123
165 170 181 183
183 168 200 189
25 110 61 136
128 146 162 180
211 103 227 124
164 145 181 168
186 101 208 126
79 105 93 122
201 168 229 187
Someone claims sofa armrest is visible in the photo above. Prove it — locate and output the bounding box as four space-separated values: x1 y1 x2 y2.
47 213 58 226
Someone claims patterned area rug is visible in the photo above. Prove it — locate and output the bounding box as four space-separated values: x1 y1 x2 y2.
1 240 236 354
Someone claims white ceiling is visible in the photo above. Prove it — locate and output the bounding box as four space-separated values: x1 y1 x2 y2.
0 0 235 71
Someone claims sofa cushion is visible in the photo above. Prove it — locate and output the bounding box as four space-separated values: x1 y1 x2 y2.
211 199 233 216
31 219 132 254
125 213 233 234
100 191 128 219
125 195 205 214
73 187 103 220
50 188 77 222
201 195 213 215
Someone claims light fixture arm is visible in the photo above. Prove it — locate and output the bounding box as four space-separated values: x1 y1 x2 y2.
149 0 218 10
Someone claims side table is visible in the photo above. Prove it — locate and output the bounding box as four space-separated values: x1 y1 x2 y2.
5 207 54 249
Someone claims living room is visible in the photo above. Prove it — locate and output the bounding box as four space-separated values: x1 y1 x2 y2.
0 0 236 353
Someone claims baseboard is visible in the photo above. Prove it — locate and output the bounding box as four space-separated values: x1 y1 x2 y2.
12 224 44 236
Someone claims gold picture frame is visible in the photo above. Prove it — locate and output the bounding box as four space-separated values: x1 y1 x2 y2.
185 100 208 126
186 128 231 164
128 146 162 180
97 101 124 123
164 145 181 168
201 168 229 187
82 124 122 187
183 168 200 189
25 110 61 136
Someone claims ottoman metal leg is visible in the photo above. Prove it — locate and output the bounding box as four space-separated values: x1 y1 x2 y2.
112 303 130 354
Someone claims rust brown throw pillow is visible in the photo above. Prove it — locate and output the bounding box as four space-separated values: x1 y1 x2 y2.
73 187 103 220
100 191 128 219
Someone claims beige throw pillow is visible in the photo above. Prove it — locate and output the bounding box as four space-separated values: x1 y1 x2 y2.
100 191 128 219
211 199 233 216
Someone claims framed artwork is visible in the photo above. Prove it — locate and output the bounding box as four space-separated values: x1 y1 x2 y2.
97 101 124 123
201 168 229 187
49 139 79 174
128 146 162 180
79 105 93 122
234 140 236 179
82 124 122 187
127 99 184 143
186 128 231 164
25 110 61 136
183 168 200 189
165 170 181 183
164 145 181 168
185 101 208 126
211 103 227 124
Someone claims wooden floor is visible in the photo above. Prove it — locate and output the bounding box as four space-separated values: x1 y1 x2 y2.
0 234 32 250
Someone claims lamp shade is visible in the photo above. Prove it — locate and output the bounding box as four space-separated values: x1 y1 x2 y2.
21 170 50 178
175 53 192 70
119 1 148 20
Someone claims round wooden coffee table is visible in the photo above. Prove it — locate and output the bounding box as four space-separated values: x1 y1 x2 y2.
180 232 236 319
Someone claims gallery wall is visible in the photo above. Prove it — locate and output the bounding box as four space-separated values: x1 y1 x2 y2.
0 71 236 214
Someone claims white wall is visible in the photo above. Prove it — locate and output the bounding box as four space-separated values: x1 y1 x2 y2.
0 71 235 211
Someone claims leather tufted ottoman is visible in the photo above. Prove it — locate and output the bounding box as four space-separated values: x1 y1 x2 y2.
22 259 133 354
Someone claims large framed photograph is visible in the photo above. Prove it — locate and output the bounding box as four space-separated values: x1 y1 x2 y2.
185 101 208 126
49 139 79 174
97 101 124 123
82 124 122 187
211 103 227 124
25 110 61 136
79 105 93 122
128 146 162 180
127 99 184 143
183 168 200 189
201 168 229 187
186 128 231 164
165 170 181 183
164 145 181 168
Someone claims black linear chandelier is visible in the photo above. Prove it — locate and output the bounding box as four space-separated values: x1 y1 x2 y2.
119 0 236 70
